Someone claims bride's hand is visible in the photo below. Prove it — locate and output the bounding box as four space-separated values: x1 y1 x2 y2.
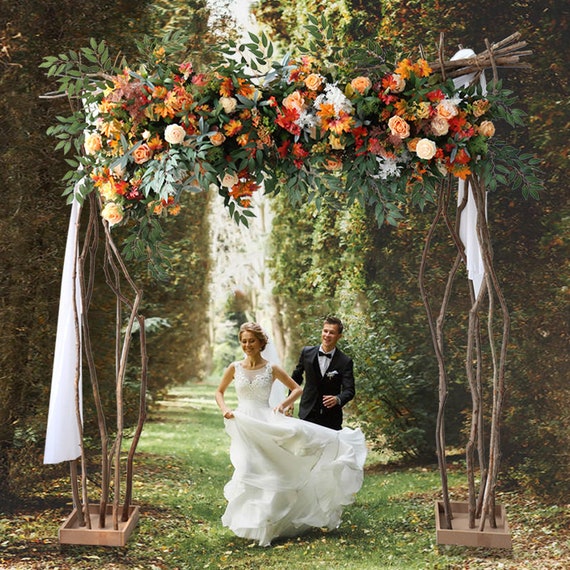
223 409 234 419
274 404 290 415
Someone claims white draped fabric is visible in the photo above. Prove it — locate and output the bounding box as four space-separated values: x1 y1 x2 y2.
43 198 83 464
452 49 487 297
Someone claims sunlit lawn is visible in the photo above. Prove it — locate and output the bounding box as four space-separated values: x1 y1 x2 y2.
1 383 568 569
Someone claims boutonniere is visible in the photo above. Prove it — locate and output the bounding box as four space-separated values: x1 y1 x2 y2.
325 370 339 379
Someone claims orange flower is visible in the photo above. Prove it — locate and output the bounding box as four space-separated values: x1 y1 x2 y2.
450 163 471 179
394 58 432 79
328 113 354 135
237 78 255 99
416 58 432 77
151 85 168 99
219 77 234 97
147 134 164 152
223 120 243 137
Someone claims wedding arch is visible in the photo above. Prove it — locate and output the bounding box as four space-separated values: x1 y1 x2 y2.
41 16 540 547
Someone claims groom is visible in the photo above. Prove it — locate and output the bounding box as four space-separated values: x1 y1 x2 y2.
291 316 355 431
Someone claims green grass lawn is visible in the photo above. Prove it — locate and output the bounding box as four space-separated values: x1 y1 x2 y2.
1 383 568 569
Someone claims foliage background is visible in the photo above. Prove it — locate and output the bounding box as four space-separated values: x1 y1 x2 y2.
0 0 568 508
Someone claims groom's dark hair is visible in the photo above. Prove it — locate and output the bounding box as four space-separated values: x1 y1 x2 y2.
324 316 343 334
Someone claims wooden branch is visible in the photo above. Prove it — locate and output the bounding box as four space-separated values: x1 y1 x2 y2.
122 313 148 522
419 177 454 530
429 31 532 81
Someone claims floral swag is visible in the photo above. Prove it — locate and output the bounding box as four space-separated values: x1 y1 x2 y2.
42 18 540 274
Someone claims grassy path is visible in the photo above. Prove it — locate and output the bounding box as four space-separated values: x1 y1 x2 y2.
1 383 568 569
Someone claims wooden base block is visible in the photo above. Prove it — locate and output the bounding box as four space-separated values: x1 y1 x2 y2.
435 501 512 549
59 504 140 547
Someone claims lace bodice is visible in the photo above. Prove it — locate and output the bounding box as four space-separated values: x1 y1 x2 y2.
234 362 273 406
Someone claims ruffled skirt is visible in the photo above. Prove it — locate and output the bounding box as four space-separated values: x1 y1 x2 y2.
221 402 367 546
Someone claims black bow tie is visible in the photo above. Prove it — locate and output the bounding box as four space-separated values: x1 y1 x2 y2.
318 351 332 358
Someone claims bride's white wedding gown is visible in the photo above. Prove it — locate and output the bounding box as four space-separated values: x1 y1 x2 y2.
221 362 367 546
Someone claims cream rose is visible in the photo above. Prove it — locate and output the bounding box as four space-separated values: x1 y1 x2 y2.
350 76 372 95
391 73 406 93
221 172 239 188
132 143 153 164
101 202 124 226
415 138 438 160
164 124 186 145
304 73 323 91
388 115 411 139
436 99 459 120
430 116 450 136
478 120 496 138
84 132 102 155
220 96 238 114
209 131 226 146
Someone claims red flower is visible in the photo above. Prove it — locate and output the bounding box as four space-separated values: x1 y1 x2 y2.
277 140 291 159
275 107 301 135
427 89 445 103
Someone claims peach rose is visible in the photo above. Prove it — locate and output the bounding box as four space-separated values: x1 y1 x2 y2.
132 143 153 164
430 116 450 137
164 124 186 145
304 73 323 91
350 76 372 95
283 91 305 112
436 99 459 120
388 115 411 139
390 73 406 93
220 96 238 114
478 120 496 138
101 202 124 226
84 132 102 155
220 172 239 188
415 138 437 160
209 131 226 146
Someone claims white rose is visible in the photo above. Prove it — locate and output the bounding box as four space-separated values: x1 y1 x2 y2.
220 172 239 188
415 138 438 160
220 96 238 114
164 124 186 145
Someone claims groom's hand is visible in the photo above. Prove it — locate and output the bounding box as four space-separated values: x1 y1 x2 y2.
322 395 340 408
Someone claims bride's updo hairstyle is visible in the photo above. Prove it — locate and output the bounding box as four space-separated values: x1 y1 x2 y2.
239 322 268 350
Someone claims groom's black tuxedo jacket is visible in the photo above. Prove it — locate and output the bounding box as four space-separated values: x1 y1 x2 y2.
291 345 355 430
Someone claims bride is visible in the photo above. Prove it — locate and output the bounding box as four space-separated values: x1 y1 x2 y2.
215 322 367 547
